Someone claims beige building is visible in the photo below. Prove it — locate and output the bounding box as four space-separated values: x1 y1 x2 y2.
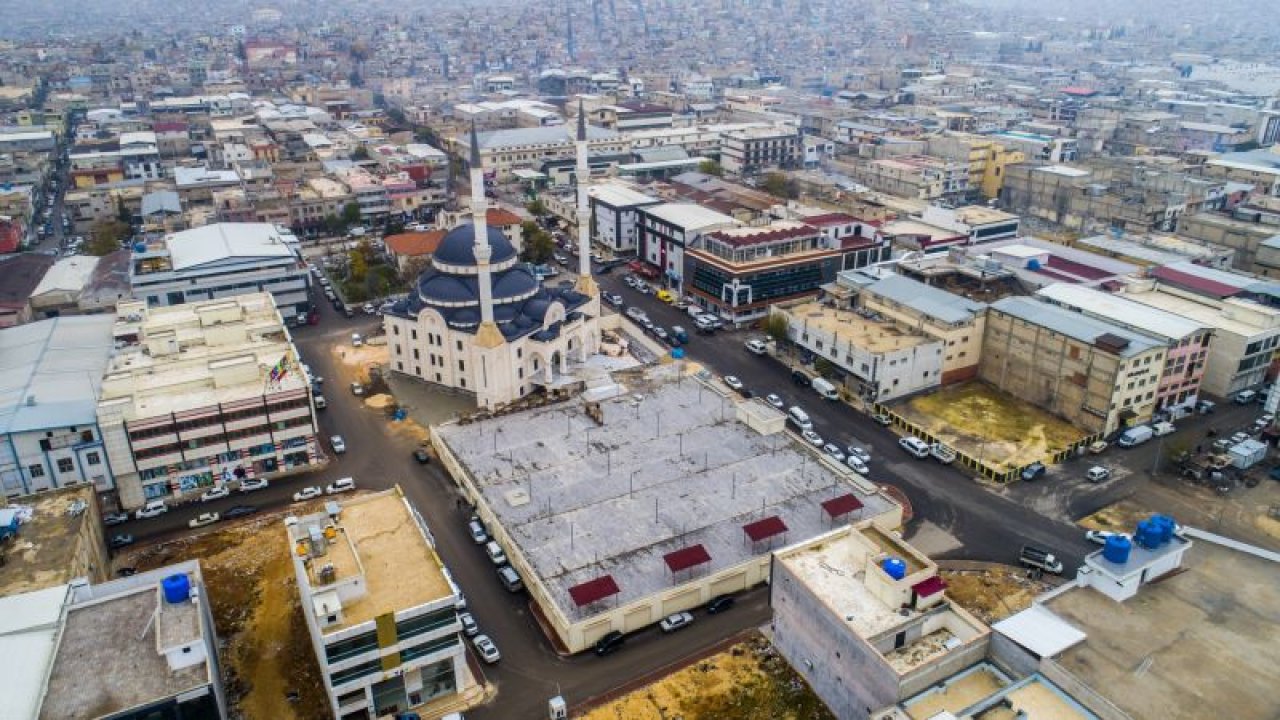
981 297 1166 435
925 132 1026 199
857 155 968 201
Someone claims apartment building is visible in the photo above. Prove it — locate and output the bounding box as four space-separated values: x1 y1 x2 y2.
925 132 1026 199
1037 284 1212 416
719 126 801 176
1202 146 1280 197
858 155 968 201
772 521 989 720
1 316 117 498
918 204 1020 245
796 212 892 270
129 222 310 324
588 181 661 253
773 301 944 401
96 293 321 510
987 130 1078 163
637 202 739 290
288 489 475 720
982 297 1166 435
454 125 628 181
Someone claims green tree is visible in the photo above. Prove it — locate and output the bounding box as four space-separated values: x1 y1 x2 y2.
698 159 724 177
348 246 369 282
351 145 370 161
814 357 835 378
761 171 798 199
525 198 547 217
341 202 362 228
86 219 130 255
519 221 555 264
764 312 790 344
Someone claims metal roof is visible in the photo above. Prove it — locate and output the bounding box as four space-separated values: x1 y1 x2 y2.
165 223 298 271
0 316 116 435
476 124 617 150
1036 284 1206 341
567 575 620 607
640 202 738 231
865 274 985 324
663 544 711 573
990 297 1161 358
0 584 72 720
993 604 1087 658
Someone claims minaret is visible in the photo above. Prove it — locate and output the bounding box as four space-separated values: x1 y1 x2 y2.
468 123 504 349
566 1 577 63
573 100 598 298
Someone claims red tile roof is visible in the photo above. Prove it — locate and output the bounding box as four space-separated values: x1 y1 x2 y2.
1046 255 1111 281
486 208 523 227
567 575 621 607
801 213 859 226
385 230 446 257
663 544 712 573
703 224 818 248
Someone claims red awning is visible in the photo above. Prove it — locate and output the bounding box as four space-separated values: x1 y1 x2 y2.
821 493 864 519
567 575 621 607
912 576 947 597
743 516 788 542
664 544 711 573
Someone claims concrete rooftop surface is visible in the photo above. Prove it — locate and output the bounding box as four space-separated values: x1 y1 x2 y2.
39 588 208 720
0 486 99 596
785 301 932 353
1046 541 1280 720
437 374 893 618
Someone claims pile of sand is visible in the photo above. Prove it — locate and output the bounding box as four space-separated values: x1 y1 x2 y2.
365 393 395 409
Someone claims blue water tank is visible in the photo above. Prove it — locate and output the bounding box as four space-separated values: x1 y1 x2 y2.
132 242 147 254
1026 258 1042 271
881 557 907 580
1153 514 1176 544
161 574 190 604
1134 518 1162 550
1102 535 1132 564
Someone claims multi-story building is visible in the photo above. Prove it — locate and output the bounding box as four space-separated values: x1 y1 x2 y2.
0 253 54 327
2 560 229 720
129 222 310 324
453 125 628 182
917 204 1021 245
685 222 839 324
787 212 892 271
773 300 944 401
719 126 801 176
588 182 661 253
858 155 968 201
637 203 739 290
986 130 1078 163
772 521 989 720
96 293 322 509
288 489 476 720
1037 284 1212 417
1202 146 1280 197
1 316 117 498
982 297 1167 434
926 132 1026 199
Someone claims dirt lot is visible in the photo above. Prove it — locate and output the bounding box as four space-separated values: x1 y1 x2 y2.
115 511 330 720
580 633 834 720
1081 478 1280 550
939 567 1056 625
897 382 1087 471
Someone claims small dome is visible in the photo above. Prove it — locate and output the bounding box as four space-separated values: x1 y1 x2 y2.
492 268 539 299
432 223 518 266
418 273 476 304
524 297 552 321
448 308 480 327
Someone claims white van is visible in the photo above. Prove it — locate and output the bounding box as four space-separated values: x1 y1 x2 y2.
1151 421 1176 437
787 406 813 431
135 499 168 519
811 377 839 400
1116 425 1154 448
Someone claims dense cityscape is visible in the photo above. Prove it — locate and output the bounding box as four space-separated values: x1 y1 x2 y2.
1 0 1278 719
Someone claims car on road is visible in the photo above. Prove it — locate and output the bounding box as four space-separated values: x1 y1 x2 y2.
706 594 735 614
226 505 259 519
1230 431 1250 445
240 478 269 493
604 292 624 307
847 456 870 475
823 443 846 462
363 303 376 315
103 512 129 526
471 634 501 664
651 326 669 342
468 519 489 544
898 436 930 458
188 512 220 529
1085 529 1131 545
594 630 626 656
624 306 648 324
802 428 824 446
656 289 675 303
414 447 431 464
313 395 327 410
1088 440 1108 454
109 534 135 549
350 382 365 396
325 477 356 495
659 612 694 633
847 446 871 464
872 411 893 426
330 435 347 454
1021 462 1047 482
765 394 785 409
459 612 479 637
930 442 957 464
136 500 168 519
744 338 768 355
293 486 322 502
723 375 744 391
1086 466 1111 483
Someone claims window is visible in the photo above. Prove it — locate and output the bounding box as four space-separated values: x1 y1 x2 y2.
393 325 400 335
29 464 46 478
413 349 420 360
86 451 101 466
57 458 75 473
458 360 465 371
395 344 401 355
456 340 463 351
411 329 418 340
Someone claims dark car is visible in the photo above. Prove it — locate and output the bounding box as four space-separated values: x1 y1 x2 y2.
224 505 259 519
791 369 811 387
116 567 137 577
413 447 431 464
594 630 625 656
707 594 735 614
1021 462 1047 482
109 534 135 549
103 511 129 526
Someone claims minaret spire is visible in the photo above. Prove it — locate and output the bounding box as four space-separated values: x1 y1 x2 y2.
574 99 597 297
468 122 504 348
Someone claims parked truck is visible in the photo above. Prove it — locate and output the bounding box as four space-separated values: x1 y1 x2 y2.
811 377 839 400
1019 545 1065 575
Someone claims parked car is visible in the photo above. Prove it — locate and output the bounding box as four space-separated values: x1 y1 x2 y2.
188 512 220 528
1088 440 1108 454
350 382 365 396
325 477 356 494
459 612 480 637
414 447 431 464
1235 390 1258 404
1086 466 1111 483
109 534 135 549
604 292 624 307
1021 462 1047 482
656 289 675 303
930 442 957 464
625 307 648 324
846 446 871 464
352 334 364 349
898 436 930 459
103 511 129 526
872 412 893 426
706 595 735 614
1085 529 1131 545
744 338 768 355
472 634 501 664
765 394 785 409
363 303 376 315
723 375 744 391
846 456 870 475
1019 545 1064 574
293 486 322 502
224 505 258 519
485 541 507 566
659 612 694 633
594 630 626 656
468 519 489 544
200 485 231 502
240 478 269 493
823 443 846 462
802 428 824 446
135 500 168 519
1117 425 1153 448
651 326 669 342
1230 431 1250 445
314 395 327 410
330 435 347 454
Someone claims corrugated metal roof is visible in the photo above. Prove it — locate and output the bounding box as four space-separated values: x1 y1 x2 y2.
993 604 1086 658
990 297 1161 357
0 584 72 720
865 274 985 324
0 316 116 434
166 223 298 271
1037 284 1206 341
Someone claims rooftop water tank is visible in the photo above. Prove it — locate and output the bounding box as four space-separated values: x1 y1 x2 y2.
161 573 190 604
881 557 907 580
1134 518 1162 550
1026 258 1042 271
132 242 147 254
1102 535 1132 564
1153 514 1176 544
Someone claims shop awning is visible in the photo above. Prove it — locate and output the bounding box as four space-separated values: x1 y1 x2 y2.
743 516 788 542
821 493 864 519
664 544 711 573
567 575 620 607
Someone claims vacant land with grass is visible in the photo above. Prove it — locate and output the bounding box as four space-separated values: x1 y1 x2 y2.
896 382 1087 471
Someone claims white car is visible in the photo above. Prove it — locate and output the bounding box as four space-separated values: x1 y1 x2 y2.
723 375 744 391
822 443 846 462
351 333 363 347
744 338 768 355
846 446 871 464
330 435 347 454
1085 466 1111 483
899 436 931 459
350 382 365 396
459 612 480 637
1085 529 1132 545
292 486 322 502
802 429 824 446
659 611 694 633
325 477 356 495
239 478 269 493
472 634 501 664
188 512 220 528
846 456 870 475
200 486 230 502
765 394 785 409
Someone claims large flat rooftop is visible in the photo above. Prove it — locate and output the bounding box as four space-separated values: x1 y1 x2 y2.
436 372 895 619
1121 287 1279 337
783 301 934 353
0 486 100 596
1045 541 1280 720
